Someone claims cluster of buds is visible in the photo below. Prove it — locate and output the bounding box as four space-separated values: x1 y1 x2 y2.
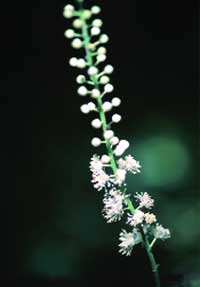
63 1 170 257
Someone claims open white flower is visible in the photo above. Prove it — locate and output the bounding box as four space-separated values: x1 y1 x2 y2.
118 155 141 174
103 189 126 223
144 213 157 224
153 224 171 240
127 210 145 227
119 229 142 256
134 192 154 209
90 155 110 191
91 170 110 191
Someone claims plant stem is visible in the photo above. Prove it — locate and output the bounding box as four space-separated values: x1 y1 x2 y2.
141 229 161 287
77 4 160 286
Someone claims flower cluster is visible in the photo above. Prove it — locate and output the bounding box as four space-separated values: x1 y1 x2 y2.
102 188 128 223
63 1 170 259
119 192 170 256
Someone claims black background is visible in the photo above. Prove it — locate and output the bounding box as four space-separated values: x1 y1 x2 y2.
2 0 198 286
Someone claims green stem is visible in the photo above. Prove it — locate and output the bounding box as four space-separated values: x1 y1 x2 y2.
79 8 118 175
141 229 161 287
78 4 160 287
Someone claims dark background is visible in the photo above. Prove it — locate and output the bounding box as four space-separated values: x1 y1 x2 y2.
2 0 199 286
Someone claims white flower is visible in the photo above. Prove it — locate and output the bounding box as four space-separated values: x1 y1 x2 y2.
119 229 142 256
100 34 109 43
127 210 145 227
88 66 99 76
91 88 101 99
91 118 102 128
125 155 141 174
153 224 171 240
72 19 83 29
100 75 110 84
76 75 86 84
90 155 103 173
104 83 114 93
110 136 119 146
102 101 112 112
118 155 141 175
64 29 75 39
77 86 88 96
134 192 154 209
103 189 126 223
80 104 90 114
90 155 110 191
71 38 82 49
69 57 78 67
91 27 101 36
144 213 157 224
92 170 110 191
112 114 121 123
104 65 114 74
104 130 114 140
112 97 121 107
115 169 126 185
77 58 87 69
91 137 101 147
101 155 110 164
92 19 103 28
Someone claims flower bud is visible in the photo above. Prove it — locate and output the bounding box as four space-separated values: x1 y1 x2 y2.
101 155 110 164
91 137 101 147
104 65 114 74
91 119 102 128
73 19 83 29
92 19 103 28
88 66 99 76
69 57 78 67
102 101 112 112
112 97 121 107
88 102 96 111
91 6 101 14
91 89 101 99
91 27 101 36
77 59 87 69
71 38 82 49
112 114 122 123
80 104 90 114
76 75 86 84
64 29 75 39
78 86 88 96
100 34 109 43
104 130 114 140
100 75 110 84
104 83 114 93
